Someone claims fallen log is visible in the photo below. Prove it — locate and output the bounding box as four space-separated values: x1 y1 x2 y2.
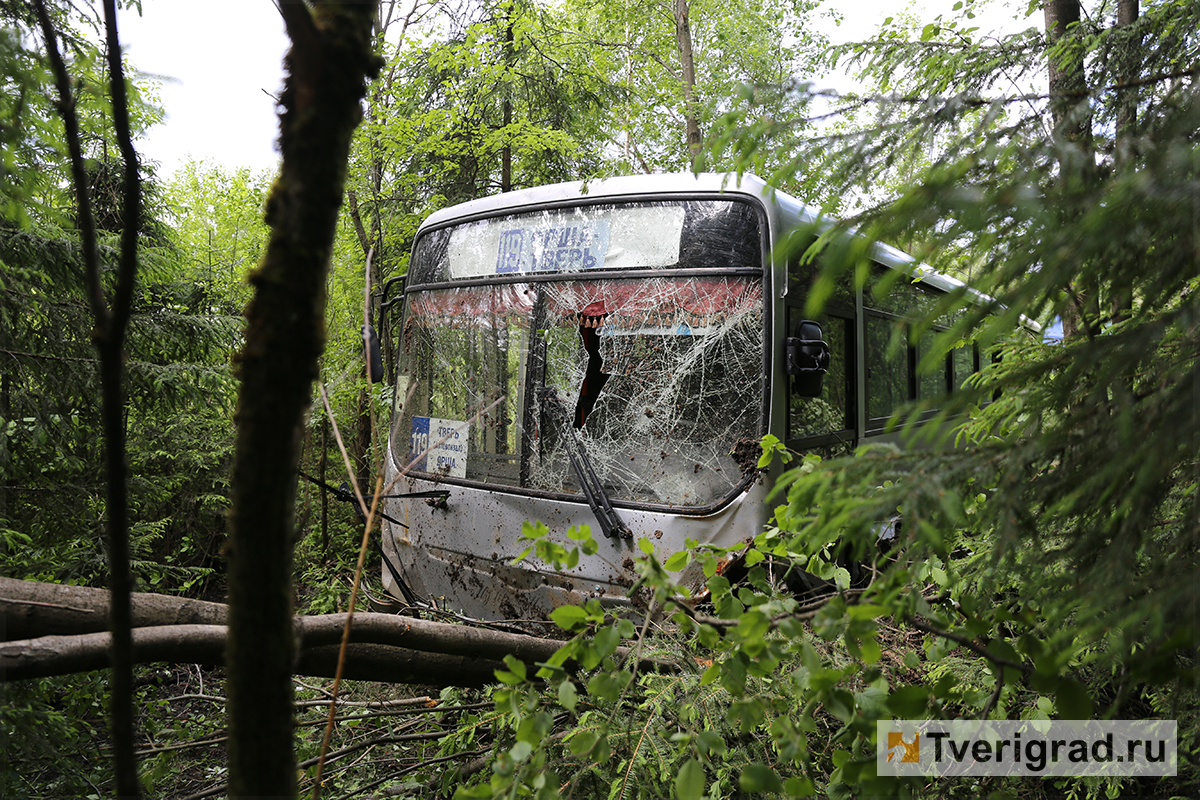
0 575 227 639
0 577 676 684
0 626 504 685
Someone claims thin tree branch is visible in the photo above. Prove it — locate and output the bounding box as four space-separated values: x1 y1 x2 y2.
330 748 487 800
33 3 142 794
906 616 1033 674
101 0 140 332
313 383 387 799
99 4 142 793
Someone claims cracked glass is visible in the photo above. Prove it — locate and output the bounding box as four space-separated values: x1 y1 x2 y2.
395 276 765 508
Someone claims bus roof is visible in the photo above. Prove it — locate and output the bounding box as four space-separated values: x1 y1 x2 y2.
416 172 780 230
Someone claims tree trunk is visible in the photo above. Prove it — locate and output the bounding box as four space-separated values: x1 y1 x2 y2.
227 2 380 796
0 626 506 686
320 417 331 558
0 576 226 639
673 0 703 164
1043 0 1096 340
1115 0 1140 149
1111 0 1140 325
33 2 143 793
1043 0 1088 141
354 383 374 492
0 577 675 683
502 9 514 192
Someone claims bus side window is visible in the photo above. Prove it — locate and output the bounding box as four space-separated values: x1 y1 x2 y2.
916 331 949 399
788 308 853 444
866 266 975 426
865 313 909 422
952 344 977 390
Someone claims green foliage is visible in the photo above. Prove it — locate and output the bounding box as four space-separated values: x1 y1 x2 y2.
431 3 1199 799
0 0 163 228
1 1 234 595
560 0 829 177
0 222 239 590
163 159 271 314
5 0 1198 797
1 673 115 797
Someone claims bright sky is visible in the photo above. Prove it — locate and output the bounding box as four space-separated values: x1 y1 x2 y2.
117 0 288 177
116 0 1036 178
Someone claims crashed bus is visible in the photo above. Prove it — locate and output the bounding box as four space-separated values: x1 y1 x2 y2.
375 173 988 621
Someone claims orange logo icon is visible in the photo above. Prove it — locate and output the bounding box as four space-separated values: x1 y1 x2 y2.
887 732 920 763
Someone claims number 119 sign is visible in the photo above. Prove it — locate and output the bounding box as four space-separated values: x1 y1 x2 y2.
409 417 469 478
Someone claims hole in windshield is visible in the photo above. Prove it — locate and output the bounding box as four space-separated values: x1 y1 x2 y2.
573 302 610 429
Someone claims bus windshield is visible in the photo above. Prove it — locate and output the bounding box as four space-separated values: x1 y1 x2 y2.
393 202 766 510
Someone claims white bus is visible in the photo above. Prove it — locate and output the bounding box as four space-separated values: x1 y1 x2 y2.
376 173 987 620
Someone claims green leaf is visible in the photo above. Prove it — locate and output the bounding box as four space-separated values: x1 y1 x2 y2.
675 758 706 800
594 624 620 658
758 433 786 468
638 537 655 555
665 549 691 572
696 730 727 758
587 672 621 702
847 604 888 621
825 689 856 722
549 604 588 630
1055 679 1093 719
986 639 1023 676
739 764 783 793
784 776 816 797
521 520 549 540
558 680 578 711
495 668 523 686
569 730 599 757
510 740 533 762
502 654 526 680
887 686 930 717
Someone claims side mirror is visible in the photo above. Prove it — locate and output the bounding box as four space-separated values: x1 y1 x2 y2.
363 324 383 384
786 319 829 398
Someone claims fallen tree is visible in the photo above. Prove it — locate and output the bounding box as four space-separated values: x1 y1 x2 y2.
1 576 228 640
0 625 506 685
0 577 668 685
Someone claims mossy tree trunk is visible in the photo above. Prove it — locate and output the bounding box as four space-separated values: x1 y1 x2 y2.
226 3 381 796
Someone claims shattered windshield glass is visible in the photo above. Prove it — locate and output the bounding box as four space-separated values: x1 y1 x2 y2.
395 276 764 508
393 199 765 510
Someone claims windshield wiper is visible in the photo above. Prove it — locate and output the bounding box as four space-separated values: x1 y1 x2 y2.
536 386 632 540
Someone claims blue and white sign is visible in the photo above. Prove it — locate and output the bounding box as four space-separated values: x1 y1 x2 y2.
447 206 685 279
409 416 469 478
495 221 610 274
